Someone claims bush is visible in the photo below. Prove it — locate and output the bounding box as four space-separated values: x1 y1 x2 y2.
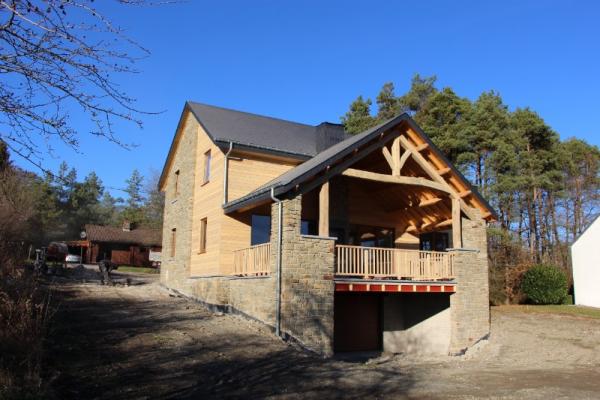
521 264 568 305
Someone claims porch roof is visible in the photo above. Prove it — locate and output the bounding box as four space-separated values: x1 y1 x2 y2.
223 113 496 221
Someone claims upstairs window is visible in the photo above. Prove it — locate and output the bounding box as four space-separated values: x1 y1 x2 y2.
170 228 177 257
174 170 180 195
203 150 211 184
199 218 207 253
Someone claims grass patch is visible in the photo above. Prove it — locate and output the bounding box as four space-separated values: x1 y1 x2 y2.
494 304 600 320
117 266 159 274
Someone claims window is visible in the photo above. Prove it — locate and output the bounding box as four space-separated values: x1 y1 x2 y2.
199 217 207 253
170 228 176 257
301 220 317 236
174 170 180 195
251 215 271 245
202 150 211 184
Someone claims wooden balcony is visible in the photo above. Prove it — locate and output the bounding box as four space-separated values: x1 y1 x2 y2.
336 245 454 281
232 243 271 276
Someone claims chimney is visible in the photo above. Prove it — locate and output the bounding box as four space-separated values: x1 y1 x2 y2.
315 122 348 152
122 220 131 232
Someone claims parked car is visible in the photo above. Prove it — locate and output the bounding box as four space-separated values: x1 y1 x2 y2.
65 254 81 263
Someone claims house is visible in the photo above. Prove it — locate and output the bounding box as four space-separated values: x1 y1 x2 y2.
73 222 162 267
571 215 600 308
159 102 496 356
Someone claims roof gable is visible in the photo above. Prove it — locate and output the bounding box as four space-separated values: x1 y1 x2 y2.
224 114 496 221
159 102 349 190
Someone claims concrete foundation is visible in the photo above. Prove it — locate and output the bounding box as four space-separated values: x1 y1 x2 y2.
383 294 451 355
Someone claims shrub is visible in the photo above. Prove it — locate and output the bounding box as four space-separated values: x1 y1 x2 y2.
521 264 568 305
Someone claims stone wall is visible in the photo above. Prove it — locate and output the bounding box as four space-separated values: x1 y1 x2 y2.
160 113 198 292
449 214 490 354
273 196 336 356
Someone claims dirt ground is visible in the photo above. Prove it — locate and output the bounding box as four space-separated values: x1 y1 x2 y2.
45 268 600 399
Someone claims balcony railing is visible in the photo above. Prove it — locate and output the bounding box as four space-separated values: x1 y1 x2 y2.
336 245 454 281
232 243 271 276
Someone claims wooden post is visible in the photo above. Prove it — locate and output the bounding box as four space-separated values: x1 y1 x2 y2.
452 196 462 248
391 137 400 176
319 181 329 237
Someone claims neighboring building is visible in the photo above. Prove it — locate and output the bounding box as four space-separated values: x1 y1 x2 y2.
159 102 496 356
75 222 162 267
572 216 600 308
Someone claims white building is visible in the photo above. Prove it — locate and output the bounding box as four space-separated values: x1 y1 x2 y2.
572 216 600 308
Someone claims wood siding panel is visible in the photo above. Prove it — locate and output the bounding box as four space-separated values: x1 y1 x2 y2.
189 123 224 276
227 155 295 202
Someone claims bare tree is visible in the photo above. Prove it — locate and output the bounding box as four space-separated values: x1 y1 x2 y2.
0 0 161 168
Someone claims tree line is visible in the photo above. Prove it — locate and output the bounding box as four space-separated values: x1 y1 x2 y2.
0 141 164 254
341 75 599 293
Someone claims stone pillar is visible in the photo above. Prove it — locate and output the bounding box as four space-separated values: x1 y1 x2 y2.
449 213 490 354
272 195 336 355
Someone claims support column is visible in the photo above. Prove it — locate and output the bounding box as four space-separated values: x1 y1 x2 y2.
452 197 462 248
319 182 330 237
449 210 490 354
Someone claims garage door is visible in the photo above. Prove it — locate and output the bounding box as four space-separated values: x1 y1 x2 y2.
334 293 381 352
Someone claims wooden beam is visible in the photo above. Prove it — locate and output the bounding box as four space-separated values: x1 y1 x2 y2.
398 150 411 175
452 197 462 248
382 146 394 171
458 190 472 198
419 197 442 207
391 137 400 176
436 219 453 228
342 168 452 194
319 182 329 237
438 167 451 175
416 142 429 151
398 135 480 221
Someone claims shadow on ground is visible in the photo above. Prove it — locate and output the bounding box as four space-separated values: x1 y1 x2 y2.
45 275 416 400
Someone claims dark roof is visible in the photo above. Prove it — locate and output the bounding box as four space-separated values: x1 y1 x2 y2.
84 224 162 247
224 113 497 219
187 102 349 158
223 114 409 213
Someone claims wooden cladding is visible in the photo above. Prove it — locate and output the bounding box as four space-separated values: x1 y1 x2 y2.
232 243 271 276
336 245 454 281
199 217 207 254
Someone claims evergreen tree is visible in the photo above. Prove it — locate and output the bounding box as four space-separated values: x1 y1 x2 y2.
341 96 376 134
122 169 146 225
376 82 398 122
397 74 438 114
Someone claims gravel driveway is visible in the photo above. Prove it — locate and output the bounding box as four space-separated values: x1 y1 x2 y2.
46 270 600 399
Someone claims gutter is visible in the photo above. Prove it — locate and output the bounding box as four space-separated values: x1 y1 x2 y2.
270 187 283 337
222 142 234 205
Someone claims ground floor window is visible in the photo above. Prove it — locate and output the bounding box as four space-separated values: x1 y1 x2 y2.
420 232 449 252
347 224 395 248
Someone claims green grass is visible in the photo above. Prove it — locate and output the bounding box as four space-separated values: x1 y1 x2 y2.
494 304 600 320
117 265 159 274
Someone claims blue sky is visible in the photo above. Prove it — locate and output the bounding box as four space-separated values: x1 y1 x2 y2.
12 0 600 195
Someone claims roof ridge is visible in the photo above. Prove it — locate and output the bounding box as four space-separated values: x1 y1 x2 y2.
186 101 316 128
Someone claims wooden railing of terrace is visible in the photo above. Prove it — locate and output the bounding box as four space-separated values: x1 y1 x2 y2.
336 245 454 281
232 243 271 276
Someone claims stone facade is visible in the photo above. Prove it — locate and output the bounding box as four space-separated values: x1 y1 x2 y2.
160 113 198 292
273 196 336 356
449 213 490 354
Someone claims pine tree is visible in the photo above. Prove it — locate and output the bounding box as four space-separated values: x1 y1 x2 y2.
376 82 398 122
341 96 376 134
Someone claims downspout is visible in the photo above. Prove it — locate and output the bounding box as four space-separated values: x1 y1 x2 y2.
222 142 234 205
270 187 283 337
